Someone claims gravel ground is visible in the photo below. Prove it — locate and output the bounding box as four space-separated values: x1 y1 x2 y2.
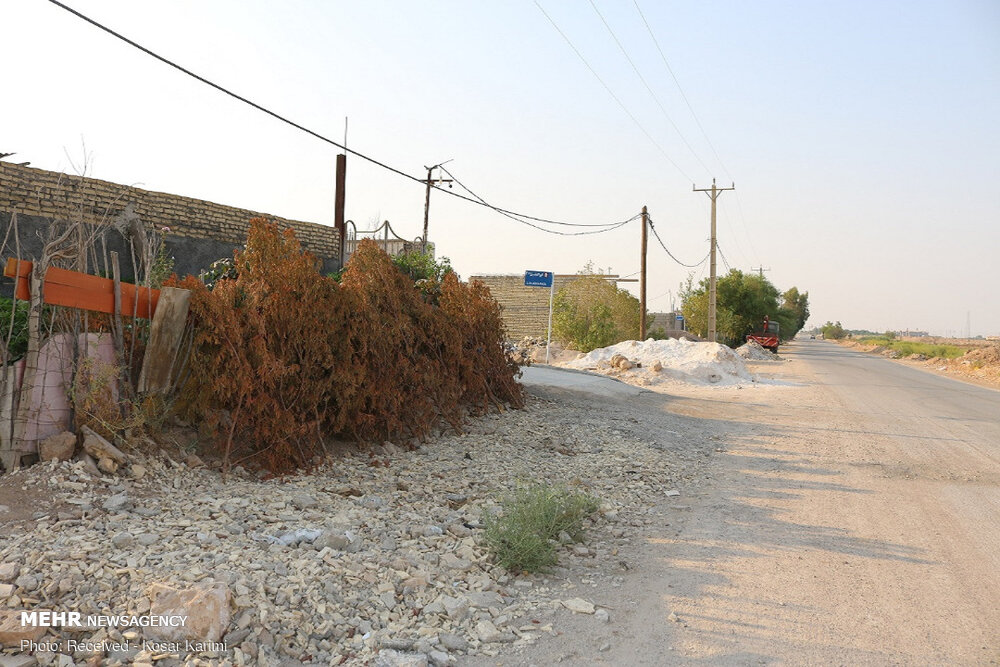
0 384 720 667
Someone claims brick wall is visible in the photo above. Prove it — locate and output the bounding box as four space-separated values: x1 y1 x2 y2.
0 162 340 274
470 274 620 341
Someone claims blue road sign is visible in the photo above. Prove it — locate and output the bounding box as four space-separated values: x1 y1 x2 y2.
524 270 554 288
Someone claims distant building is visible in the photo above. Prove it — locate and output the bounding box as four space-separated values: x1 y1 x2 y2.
649 311 686 333
469 273 622 340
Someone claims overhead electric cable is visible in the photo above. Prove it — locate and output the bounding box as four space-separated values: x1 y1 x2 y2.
438 166 634 228
647 215 709 268
588 0 711 177
633 0 762 267
44 0 633 231
534 0 693 182
633 0 731 181
717 243 732 272
440 166 639 236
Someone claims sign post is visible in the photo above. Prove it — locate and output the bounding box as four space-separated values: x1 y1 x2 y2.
524 270 555 364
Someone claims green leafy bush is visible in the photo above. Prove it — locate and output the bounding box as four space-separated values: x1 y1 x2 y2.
0 297 31 361
553 275 640 352
483 484 599 573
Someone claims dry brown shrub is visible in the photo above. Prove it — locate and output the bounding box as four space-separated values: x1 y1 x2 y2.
176 221 521 473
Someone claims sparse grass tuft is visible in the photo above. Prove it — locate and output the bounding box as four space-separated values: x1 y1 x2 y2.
483 483 599 573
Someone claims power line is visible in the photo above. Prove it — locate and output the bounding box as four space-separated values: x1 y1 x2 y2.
43 0 632 233
634 0 762 266
534 0 693 182
441 167 640 236
588 0 710 177
633 0 731 181
646 215 709 268
438 166 634 229
717 243 732 272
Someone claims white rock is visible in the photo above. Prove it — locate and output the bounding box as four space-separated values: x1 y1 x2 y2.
561 598 595 614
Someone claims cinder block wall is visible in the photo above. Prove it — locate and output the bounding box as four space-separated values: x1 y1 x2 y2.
469 274 591 340
0 162 340 275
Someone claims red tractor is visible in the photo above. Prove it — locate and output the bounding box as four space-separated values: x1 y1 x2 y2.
747 315 780 353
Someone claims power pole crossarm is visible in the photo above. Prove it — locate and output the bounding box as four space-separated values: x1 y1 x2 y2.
692 179 735 343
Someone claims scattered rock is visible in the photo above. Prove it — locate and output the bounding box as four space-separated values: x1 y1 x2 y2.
80 426 126 465
15 574 39 592
476 619 512 643
0 610 47 647
102 493 130 512
314 531 351 551
39 432 76 462
375 650 428 667
428 649 454 666
0 388 713 665
146 582 231 643
438 633 468 652
290 493 318 509
561 597 596 614
442 596 470 621
111 532 134 549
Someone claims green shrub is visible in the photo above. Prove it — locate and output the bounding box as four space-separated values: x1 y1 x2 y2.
553 274 640 352
483 484 599 573
0 297 31 361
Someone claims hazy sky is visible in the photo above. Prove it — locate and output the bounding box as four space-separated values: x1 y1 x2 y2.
4 1 999 335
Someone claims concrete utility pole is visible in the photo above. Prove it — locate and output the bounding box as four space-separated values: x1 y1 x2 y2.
750 266 770 279
640 206 648 339
693 178 735 342
421 161 453 251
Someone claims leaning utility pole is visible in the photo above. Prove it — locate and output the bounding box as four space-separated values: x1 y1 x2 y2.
421 161 453 251
640 206 648 339
693 178 735 342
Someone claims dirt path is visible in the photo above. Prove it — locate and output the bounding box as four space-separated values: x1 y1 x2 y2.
471 340 1000 665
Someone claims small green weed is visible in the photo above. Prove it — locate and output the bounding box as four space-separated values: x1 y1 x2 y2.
483 484 599 573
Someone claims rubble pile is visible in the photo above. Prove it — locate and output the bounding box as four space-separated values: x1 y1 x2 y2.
0 394 713 666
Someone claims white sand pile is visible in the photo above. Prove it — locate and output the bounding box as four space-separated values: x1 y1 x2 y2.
737 339 778 360
562 338 757 387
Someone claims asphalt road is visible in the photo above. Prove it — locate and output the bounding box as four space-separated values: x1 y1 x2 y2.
649 340 1000 665
497 339 1000 666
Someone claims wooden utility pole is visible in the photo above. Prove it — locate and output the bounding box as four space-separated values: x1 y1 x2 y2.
421 162 453 251
334 153 347 266
640 205 648 339
693 178 735 342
